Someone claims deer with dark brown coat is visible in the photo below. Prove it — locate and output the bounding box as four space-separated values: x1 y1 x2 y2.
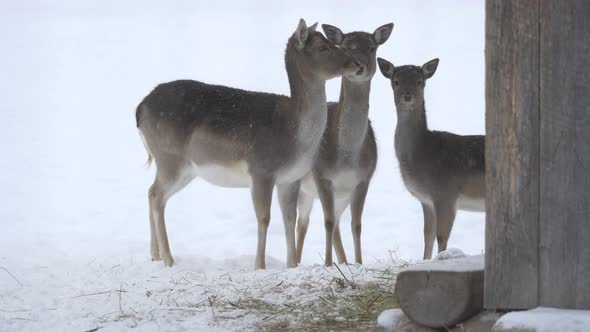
136 19 360 268
377 57 485 259
296 23 394 266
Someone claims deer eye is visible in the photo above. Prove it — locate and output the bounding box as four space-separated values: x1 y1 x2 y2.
319 45 329 52
417 80 423 85
394 80 400 86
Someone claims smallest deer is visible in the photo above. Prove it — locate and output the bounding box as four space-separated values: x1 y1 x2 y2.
377 57 485 260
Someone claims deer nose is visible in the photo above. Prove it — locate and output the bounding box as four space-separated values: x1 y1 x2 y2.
356 65 366 75
352 59 361 68
403 94 413 102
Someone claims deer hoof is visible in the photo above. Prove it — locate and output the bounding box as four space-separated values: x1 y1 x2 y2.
163 256 174 267
151 251 161 261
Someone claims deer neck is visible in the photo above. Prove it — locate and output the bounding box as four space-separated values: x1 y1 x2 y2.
285 46 328 148
289 73 327 113
394 101 429 160
329 78 371 152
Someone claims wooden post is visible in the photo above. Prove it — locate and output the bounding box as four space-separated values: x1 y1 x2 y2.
485 0 540 309
538 0 590 309
485 0 590 310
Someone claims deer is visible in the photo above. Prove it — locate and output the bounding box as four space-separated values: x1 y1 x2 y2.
295 23 394 266
377 57 485 260
135 19 360 269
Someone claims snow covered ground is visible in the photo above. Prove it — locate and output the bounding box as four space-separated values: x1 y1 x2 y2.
495 307 590 332
0 1 484 330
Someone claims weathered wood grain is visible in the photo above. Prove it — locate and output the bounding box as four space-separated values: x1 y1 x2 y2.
539 0 590 309
484 0 540 309
396 256 484 328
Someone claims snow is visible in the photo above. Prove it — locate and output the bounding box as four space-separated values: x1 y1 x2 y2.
404 254 483 273
378 307 590 332
377 308 434 332
377 309 405 332
0 0 484 330
434 248 467 260
494 307 590 332
0 257 397 331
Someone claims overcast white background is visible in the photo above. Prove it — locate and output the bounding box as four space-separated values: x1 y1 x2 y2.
0 1 484 330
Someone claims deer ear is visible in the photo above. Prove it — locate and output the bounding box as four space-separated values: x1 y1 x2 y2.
295 18 309 50
322 24 344 45
378 57 395 79
308 22 318 32
422 58 439 79
373 23 394 45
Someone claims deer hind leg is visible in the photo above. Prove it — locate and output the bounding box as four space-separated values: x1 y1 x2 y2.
350 181 370 264
149 162 195 267
148 187 160 261
421 203 436 260
277 181 301 268
332 198 349 265
251 176 274 270
295 191 314 264
433 200 457 254
315 177 336 267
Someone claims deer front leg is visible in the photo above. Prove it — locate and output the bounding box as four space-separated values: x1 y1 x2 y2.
296 191 314 264
421 202 436 260
434 200 457 254
332 198 349 264
251 176 275 270
332 227 347 264
315 176 336 267
277 181 301 268
350 182 370 264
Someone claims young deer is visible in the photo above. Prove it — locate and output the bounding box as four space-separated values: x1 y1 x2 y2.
296 23 394 266
377 57 485 260
136 19 360 269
